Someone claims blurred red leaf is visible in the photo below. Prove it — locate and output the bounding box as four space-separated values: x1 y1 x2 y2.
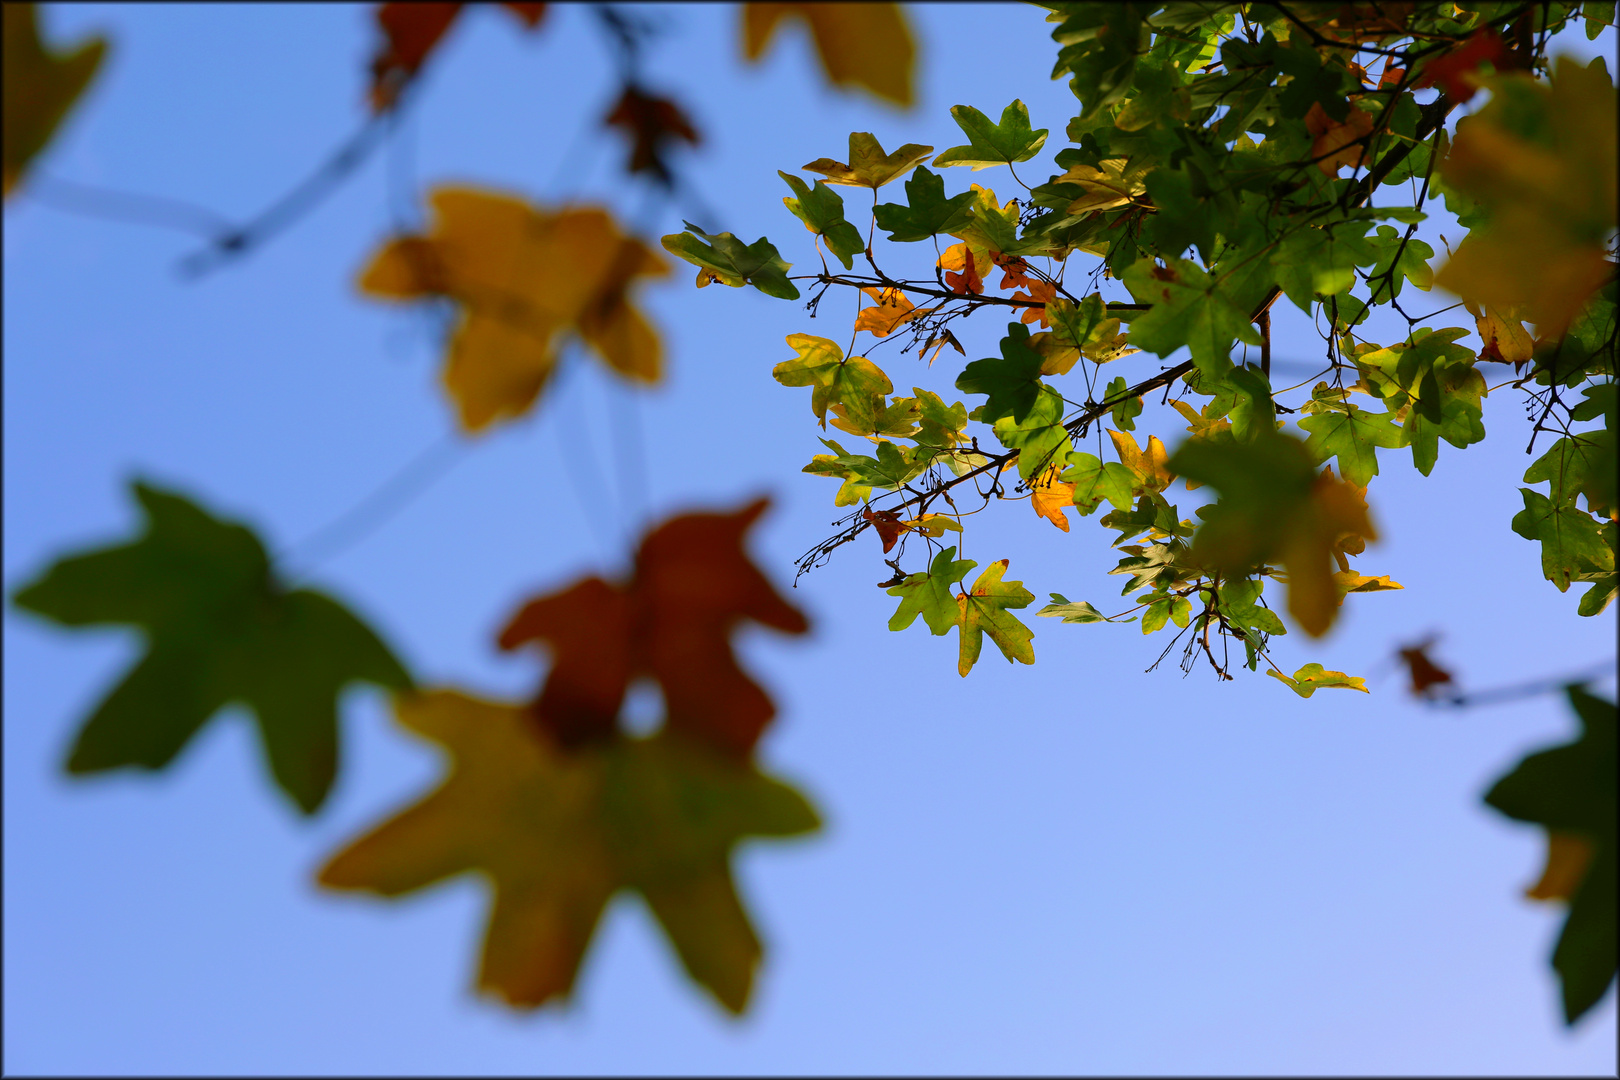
369 2 547 112
499 499 809 758
1414 29 1506 103
1397 639 1454 697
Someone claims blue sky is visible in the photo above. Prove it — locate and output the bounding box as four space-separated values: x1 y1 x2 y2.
4 3 1616 1074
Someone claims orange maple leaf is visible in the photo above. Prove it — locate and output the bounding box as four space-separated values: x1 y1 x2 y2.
499 499 808 759
853 286 930 336
939 242 987 295
1012 280 1058 327
1030 467 1074 532
1304 101 1375 177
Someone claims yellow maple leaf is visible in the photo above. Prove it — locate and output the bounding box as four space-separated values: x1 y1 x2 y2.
358 188 669 433
853 286 931 336
3 4 107 196
1055 158 1148 215
1435 58 1618 338
742 2 914 107
1107 429 1174 493
1030 467 1075 532
318 689 818 1014
1467 301 1535 365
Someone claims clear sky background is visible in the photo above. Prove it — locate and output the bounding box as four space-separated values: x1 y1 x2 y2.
4 3 1617 1075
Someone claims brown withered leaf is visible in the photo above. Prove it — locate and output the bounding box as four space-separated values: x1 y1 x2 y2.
1396 639 1454 697
603 85 700 185
357 187 668 432
499 499 809 759
862 507 909 552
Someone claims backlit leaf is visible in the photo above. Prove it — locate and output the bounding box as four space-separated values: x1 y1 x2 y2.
10 482 411 814
955 560 1035 676
933 99 1049 170
743 2 915 107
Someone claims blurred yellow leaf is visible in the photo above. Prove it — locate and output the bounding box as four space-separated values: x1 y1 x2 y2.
742 2 915 107
3 4 107 196
1435 58 1618 337
1525 830 1596 902
358 188 668 432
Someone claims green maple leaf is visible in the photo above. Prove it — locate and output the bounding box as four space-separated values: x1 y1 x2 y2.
1104 374 1143 431
956 560 1035 676
932 99 1049 171
1270 225 1378 312
1298 403 1406 487
772 334 893 429
872 166 975 242
1217 576 1288 639
956 323 1047 424
1062 452 1136 514
1484 686 1617 1024
1037 593 1113 623
661 222 798 299
10 481 412 813
1512 489 1615 593
803 132 933 189
3 4 107 195
1121 258 1262 382
993 385 1072 479
778 171 866 269
911 387 968 453
1526 433 1613 511
887 545 974 635
1364 224 1435 301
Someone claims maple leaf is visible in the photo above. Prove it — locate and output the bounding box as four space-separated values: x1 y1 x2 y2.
771 333 893 429
872 166 975 242
1037 594 1111 623
1267 663 1370 698
1170 432 1381 637
359 187 669 432
803 132 933 189
1030 467 1075 532
1052 157 1149 216
887 545 974 636
932 99 1049 171
854 286 931 337
1121 258 1262 382
1396 640 1454 698
2 3 107 196
1012 280 1058 327
662 220 798 299
1107 429 1173 494
1484 686 1617 1024
862 507 909 553
955 560 1036 677
318 690 818 1013
368 3 546 112
955 322 1046 424
1062 452 1137 515
1468 301 1535 366
1413 28 1507 103
603 85 700 185
779 171 866 268
939 241 988 295
499 499 808 759
1435 58 1618 337
1304 100 1375 177
742 2 915 107
10 482 411 813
